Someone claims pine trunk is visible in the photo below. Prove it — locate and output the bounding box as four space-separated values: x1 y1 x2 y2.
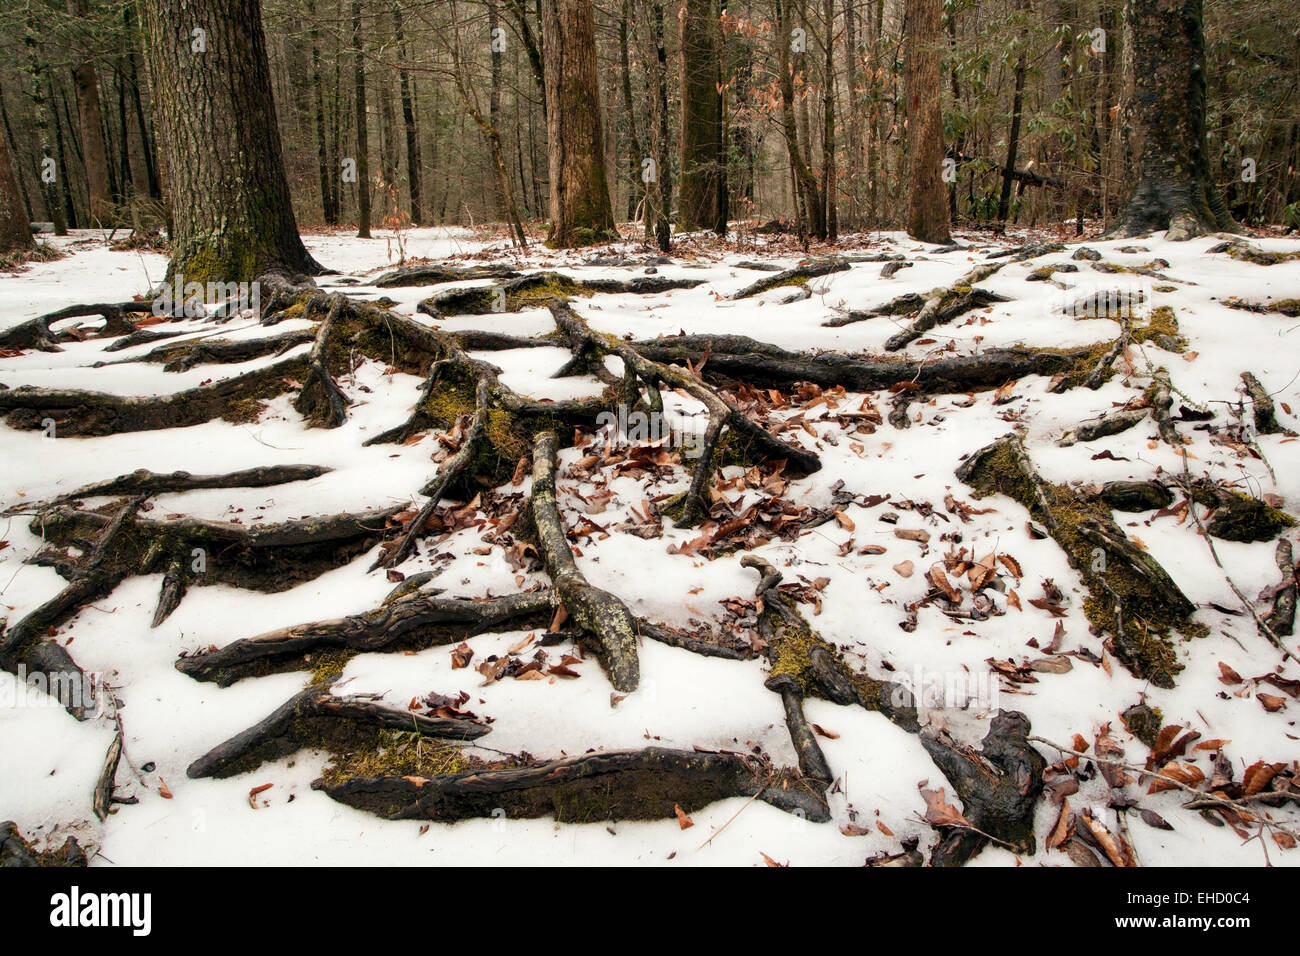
904 0 951 243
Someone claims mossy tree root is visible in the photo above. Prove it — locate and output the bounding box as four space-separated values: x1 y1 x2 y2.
176 590 553 685
528 431 640 693
957 435 1198 687
375 377 491 571
0 495 146 718
547 300 819 527
730 257 849 299
418 271 705 317
293 295 351 428
880 262 1010 350
739 556 1044 865
0 301 155 352
140 328 317 373
0 354 310 435
1264 539 1296 638
1241 371 1284 435
314 746 829 823
186 688 492 780
33 502 407 596
373 263 522 288
1060 407 1149 445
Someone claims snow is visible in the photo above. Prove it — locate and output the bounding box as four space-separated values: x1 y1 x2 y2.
2 225 1298 867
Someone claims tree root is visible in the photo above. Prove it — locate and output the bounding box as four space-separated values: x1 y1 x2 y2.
0 495 146 717
1060 407 1149 445
730 257 849 299
0 301 155 352
2 464 329 516
1263 539 1296 638
175 590 552 685
958 435 1199 687
858 263 1009 348
547 300 819 526
628 335 1103 396
739 555 1044 864
374 263 522 288
1208 239 1300 266
92 730 124 821
1241 371 1284 435
115 328 317 372
293 295 351 428
186 687 491 780
0 355 309 435
419 271 704 317
32 502 407 595
314 746 827 823
527 431 640 693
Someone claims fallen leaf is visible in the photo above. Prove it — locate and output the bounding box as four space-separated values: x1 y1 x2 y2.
759 851 787 867
811 723 839 740
450 642 474 669
893 560 914 578
248 782 273 809
674 804 694 830
1258 693 1287 713
920 786 970 829
158 779 174 800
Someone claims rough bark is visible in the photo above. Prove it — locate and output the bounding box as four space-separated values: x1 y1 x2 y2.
140 0 322 280
678 0 727 234
905 0 951 243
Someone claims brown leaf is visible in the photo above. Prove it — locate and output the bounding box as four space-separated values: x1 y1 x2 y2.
674 804 694 830
997 554 1023 580
1079 811 1134 867
1007 589 1022 611
759 851 788 867
929 566 962 603
1047 798 1074 850
895 528 930 544
1258 693 1287 712
549 605 569 633
1242 760 1284 796
386 569 406 583
893 559 914 578
1147 762 1205 794
834 511 856 532
811 723 839 740
158 778 174 800
248 782 273 809
1138 808 1174 831
1218 661 1242 685
1272 831 1297 851
1028 597 1068 617
920 786 971 829
547 663 581 679
450 642 474 669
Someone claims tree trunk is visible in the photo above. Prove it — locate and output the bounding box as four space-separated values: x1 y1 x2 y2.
905 0 951 243
140 0 321 281
394 13 422 225
647 0 672 251
540 0 615 247
996 49 1027 229
67 0 114 225
618 0 644 222
679 0 727 234
0 107 33 254
1114 0 1237 239
352 0 372 238
310 0 338 225
25 24 68 235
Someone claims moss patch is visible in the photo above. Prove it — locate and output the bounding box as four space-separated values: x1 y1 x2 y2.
962 440 1201 687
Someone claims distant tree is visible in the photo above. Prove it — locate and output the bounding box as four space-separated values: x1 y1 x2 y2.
905 0 951 243
66 0 113 226
678 0 727 234
1114 0 1237 239
0 112 33 255
140 0 321 281
540 0 615 247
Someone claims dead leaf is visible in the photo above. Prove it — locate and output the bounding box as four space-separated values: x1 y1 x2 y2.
1258 693 1287 713
1047 798 1074 850
920 786 971 829
158 779 174 800
893 559 914 578
450 642 474 669
248 782 273 809
834 511 856 532
674 804 694 830
811 723 839 740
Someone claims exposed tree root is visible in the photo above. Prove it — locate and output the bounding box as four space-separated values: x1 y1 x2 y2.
740 555 1044 864
630 335 1105 396
0 495 145 717
118 328 317 372
0 301 155 352
3 464 329 516
0 355 309 435
1263 539 1296 638
32 502 406 595
1241 371 1284 435
293 295 351 428
527 431 640 693
730 257 849 299
1060 407 1149 445
373 263 522 288
882 264 1009 350
547 300 819 526
958 435 1199 687
315 746 827 823
92 730 123 821
176 590 552 685
418 271 704 317
186 687 491 780
1208 239 1300 266
0 822 87 867
1224 297 1300 318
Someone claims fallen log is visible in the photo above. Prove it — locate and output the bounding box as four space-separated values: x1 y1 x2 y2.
419 271 705 317
730 257 849 299
373 263 521 288
882 263 1010 350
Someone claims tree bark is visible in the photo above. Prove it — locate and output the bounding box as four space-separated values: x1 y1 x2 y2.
352 0 372 238
678 0 727 234
67 0 114 226
540 0 615 247
0 100 32 254
140 0 321 280
904 0 951 243
1114 0 1237 239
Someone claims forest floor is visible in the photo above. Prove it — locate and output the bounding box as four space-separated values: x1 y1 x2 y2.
1 222 1299 867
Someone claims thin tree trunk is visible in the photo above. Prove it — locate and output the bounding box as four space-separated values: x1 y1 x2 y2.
394 12 422 225
679 0 727 234
0 96 33 254
67 0 114 225
309 0 338 225
25 23 68 234
352 0 372 238
996 48 1027 229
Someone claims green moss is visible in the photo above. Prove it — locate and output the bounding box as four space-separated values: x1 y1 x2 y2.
317 728 475 787
1206 492 1295 542
766 595 834 692
308 649 356 687
1132 305 1187 353
962 441 1200 687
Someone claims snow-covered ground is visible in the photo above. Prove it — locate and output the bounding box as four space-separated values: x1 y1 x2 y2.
1 225 1298 866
